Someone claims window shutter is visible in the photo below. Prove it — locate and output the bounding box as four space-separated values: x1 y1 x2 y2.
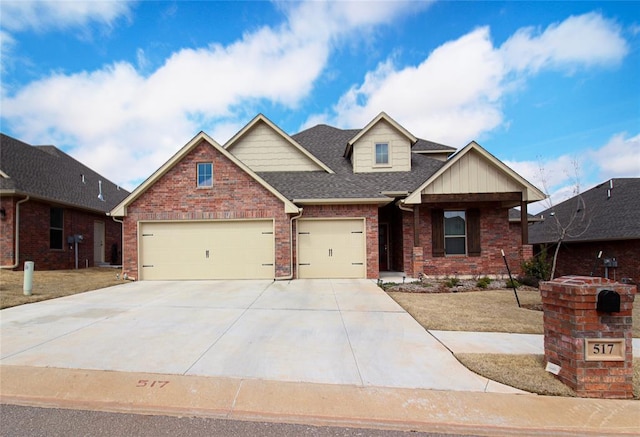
467 208 481 257
431 209 444 257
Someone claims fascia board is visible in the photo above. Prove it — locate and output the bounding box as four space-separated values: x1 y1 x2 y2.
224 114 334 174
346 112 418 149
293 197 393 206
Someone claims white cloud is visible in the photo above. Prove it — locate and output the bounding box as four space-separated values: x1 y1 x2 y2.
1 1 422 189
308 12 629 146
0 0 133 33
587 132 640 178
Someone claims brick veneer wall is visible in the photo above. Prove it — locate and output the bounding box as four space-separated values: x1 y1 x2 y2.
122 140 291 280
541 276 636 398
298 204 379 279
541 240 639 283
0 196 121 270
402 205 528 278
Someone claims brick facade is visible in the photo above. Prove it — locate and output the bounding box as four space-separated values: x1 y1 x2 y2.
401 205 529 278
541 240 639 283
541 276 636 399
122 139 291 280
1 196 122 270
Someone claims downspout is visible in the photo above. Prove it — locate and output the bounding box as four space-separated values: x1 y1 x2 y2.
1 196 30 269
109 214 124 269
396 199 413 213
275 208 303 281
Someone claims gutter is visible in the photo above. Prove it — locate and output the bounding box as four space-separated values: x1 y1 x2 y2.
275 208 303 281
1 196 30 269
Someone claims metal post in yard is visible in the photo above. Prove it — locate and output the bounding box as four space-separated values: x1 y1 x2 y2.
501 249 520 308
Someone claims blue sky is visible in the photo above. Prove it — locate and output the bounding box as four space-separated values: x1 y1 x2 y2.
1 1 639 212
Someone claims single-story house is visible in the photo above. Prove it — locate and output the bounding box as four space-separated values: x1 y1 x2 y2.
0 134 129 270
111 112 546 280
529 178 640 282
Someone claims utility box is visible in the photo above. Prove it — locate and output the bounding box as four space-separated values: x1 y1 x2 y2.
540 276 636 399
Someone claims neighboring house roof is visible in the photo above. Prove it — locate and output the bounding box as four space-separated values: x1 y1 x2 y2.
0 133 129 213
110 131 300 216
528 178 640 244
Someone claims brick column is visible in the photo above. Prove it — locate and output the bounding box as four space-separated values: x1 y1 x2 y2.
412 247 424 278
540 276 636 399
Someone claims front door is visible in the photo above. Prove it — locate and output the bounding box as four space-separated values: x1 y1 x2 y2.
94 221 105 265
378 223 389 271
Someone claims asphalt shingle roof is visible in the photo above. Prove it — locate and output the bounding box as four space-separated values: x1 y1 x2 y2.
528 178 640 244
0 133 129 212
257 124 450 200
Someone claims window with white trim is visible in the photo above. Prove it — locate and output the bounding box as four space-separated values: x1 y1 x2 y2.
197 163 213 187
375 143 389 165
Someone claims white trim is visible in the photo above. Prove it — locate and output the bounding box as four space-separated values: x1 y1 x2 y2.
293 197 392 205
345 112 417 158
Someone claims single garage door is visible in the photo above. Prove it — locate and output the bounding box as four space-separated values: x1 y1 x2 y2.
297 219 366 279
139 220 274 280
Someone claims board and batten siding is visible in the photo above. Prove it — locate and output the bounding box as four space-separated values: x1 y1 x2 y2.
422 149 524 194
230 122 322 172
351 119 412 173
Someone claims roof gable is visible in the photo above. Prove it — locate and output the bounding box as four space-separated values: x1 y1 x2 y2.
110 132 299 216
344 112 417 158
404 141 546 204
224 114 333 173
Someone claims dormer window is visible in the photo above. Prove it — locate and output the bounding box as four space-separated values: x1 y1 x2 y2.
375 143 389 165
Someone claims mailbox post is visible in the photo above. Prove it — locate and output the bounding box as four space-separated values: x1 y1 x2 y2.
540 276 636 399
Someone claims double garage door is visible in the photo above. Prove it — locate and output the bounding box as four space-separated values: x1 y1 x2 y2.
138 218 366 280
139 220 274 280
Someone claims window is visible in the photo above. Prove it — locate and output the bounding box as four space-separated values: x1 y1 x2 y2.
444 211 466 255
50 207 64 250
197 163 213 187
432 208 481 257
375 143 389 165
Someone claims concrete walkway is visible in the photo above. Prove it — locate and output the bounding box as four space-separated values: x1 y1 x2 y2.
1 279 639 435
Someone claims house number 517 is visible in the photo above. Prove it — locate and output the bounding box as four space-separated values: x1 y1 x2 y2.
136 379 170 388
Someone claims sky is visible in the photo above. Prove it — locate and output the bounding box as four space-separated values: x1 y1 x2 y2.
1 0 639 213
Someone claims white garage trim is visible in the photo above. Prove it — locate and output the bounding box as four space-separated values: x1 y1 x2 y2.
297 218 366 279
138 219 275 280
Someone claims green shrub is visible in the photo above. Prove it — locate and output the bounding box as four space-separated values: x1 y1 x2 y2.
444 277 460 288
476 276 492 289
505 278 520 289
521 250 551 282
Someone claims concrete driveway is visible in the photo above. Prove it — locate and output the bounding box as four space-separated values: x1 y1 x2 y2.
0 279 521 393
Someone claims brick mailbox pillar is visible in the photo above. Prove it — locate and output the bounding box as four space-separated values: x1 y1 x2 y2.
540 276 636 399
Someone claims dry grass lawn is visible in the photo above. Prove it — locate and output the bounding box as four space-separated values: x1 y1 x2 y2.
0 268 122 309
389 289 544 333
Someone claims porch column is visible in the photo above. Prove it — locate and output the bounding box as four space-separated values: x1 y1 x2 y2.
520 198 528 245
413 205 420 246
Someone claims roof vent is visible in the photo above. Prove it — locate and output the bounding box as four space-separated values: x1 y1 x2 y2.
610 179 614 189
81 174 85 184
98 180 105 202
607 189 611 200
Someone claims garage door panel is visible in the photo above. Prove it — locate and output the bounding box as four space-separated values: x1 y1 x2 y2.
298 219 365 279
140 220 274 280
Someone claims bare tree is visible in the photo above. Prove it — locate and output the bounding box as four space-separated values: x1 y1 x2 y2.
538 159 591 279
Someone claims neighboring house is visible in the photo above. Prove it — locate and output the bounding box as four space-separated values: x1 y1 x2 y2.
0 134 129 270
111 112 545 280
529 178 640 283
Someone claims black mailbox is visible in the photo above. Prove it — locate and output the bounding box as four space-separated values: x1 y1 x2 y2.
597 289 620 313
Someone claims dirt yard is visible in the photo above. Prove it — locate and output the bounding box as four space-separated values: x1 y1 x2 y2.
0 268 123 309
